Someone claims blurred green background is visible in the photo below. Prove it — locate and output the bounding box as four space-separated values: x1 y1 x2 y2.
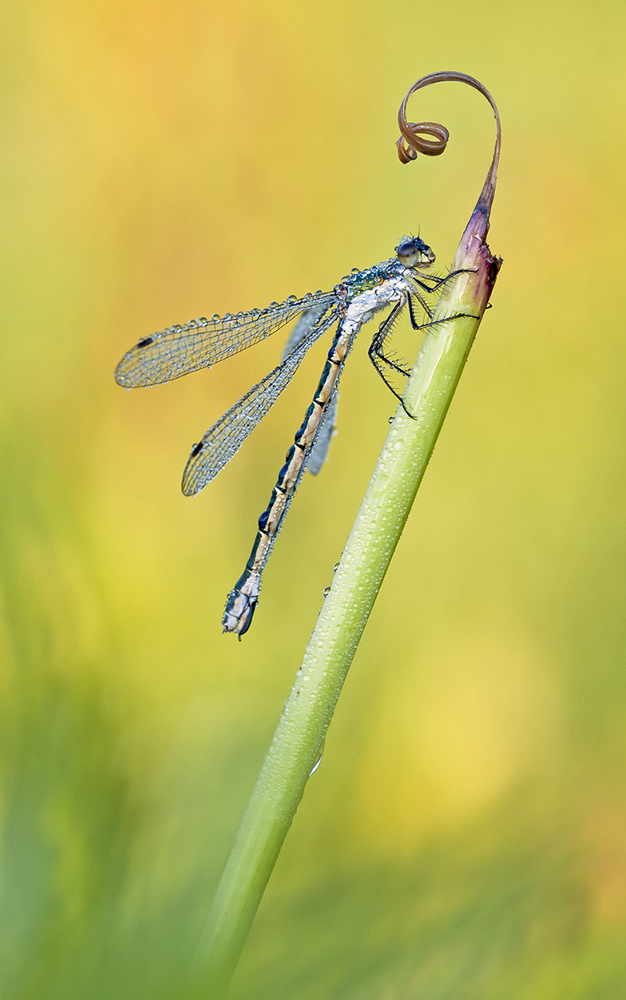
2 0 626 996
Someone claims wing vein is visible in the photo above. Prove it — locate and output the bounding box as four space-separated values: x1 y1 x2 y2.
181 307 338 496
114 292 335 388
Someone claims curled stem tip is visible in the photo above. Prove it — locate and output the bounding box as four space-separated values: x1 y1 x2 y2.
397 71 501 223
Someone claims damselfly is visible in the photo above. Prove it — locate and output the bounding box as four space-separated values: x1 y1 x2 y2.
115 237 460 636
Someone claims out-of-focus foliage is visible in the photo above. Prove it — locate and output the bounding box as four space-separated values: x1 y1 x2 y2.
1 1 625 996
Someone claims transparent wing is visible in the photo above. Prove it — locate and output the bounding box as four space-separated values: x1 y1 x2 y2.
114 291 335 389
181 309 338 496
281 301 331 360
283 302 340 476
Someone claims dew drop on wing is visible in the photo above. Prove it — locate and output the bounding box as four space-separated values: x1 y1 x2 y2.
190 442 203 458
137 337 153 348
323 586 331 598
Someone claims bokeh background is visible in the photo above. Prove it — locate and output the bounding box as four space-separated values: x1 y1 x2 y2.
2 0 625 997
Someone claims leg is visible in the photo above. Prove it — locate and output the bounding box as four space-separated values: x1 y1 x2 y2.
368 301 412 377
407 309 481 336
368 305 481 419
368 303 415 416
408 293 426 330
407 268 479 324
411 266 478 295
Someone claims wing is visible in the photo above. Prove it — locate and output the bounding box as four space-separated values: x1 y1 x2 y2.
281 302 341 475
114 291 335 389
281 300 332 359
181 308 338 496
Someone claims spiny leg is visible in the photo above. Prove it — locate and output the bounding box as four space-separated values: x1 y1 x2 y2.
368 303 482 418
368 302 415 416
368 301 411 377
406 309 481 337
365 266 476 405
405 267 479 325
408 285 433 319
410 266 478 297
369 267 482 390
407 293 427 330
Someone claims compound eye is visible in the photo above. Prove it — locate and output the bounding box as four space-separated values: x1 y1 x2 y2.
396 241 420 267
396 237 435 268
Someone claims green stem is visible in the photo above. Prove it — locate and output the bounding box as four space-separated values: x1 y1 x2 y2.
192 201 501 995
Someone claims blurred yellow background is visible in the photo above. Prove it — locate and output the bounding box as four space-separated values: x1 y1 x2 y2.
2 0 625 996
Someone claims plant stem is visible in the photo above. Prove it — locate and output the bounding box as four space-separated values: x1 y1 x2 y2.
192 204 501 996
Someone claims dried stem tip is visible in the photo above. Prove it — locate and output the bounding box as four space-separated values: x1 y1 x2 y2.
397 70 502 230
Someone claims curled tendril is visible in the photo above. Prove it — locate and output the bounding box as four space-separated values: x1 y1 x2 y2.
396 122 449 162
397 71 501 218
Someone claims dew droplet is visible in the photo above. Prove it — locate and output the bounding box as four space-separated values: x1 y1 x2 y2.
309 749 324 776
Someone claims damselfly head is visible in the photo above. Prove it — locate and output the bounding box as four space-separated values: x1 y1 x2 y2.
395 237 435 269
